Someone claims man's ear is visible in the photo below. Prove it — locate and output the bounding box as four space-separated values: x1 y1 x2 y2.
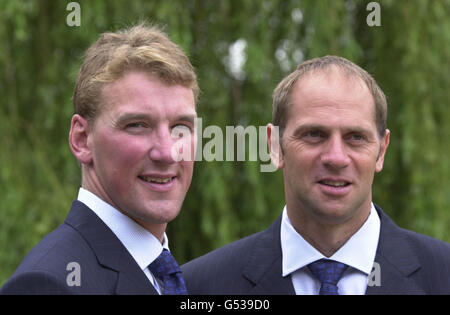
69 114 93 165
375 129 390 173
267 123 284 169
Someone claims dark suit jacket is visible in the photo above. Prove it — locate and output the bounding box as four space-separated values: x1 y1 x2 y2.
1 201 158 294
182 204 450 294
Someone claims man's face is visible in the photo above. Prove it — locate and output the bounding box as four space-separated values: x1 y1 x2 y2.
275 68 389 226
83 71 196 232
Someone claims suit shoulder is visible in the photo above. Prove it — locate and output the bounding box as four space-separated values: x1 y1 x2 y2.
1 223 110 294
183 229 264 273
377 204 450 270
13 223 96 275
402 228 450 262
181 230 267 294
402 229 450 293
1 223 86 294
0 270 73 295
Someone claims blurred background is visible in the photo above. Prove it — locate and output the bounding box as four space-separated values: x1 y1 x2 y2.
1 0 449 285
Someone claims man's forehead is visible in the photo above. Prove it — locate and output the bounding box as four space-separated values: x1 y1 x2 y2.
101 71 194 94
290 68 372 109
91 73 195 125
285 67 376 129
294 66 369 93
101 71 195 103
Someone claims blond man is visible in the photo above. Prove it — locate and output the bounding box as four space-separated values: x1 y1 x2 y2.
1 24 198 295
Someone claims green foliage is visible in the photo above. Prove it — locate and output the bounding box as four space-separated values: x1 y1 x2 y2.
0 0 449 285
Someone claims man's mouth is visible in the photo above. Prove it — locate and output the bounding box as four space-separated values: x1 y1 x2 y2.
138 175 176 184
319 180 350 187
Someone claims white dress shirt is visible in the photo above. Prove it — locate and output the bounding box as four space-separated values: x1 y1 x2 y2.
281 203 380 295
77 187 168 294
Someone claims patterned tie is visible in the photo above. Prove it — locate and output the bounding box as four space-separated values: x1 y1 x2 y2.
308 259 348 295
148 249 188 295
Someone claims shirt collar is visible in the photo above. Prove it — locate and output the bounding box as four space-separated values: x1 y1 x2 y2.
281 203 380 277
77 188 169 271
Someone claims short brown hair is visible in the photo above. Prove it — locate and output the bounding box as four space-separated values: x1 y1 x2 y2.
272 55 387 139
73 23 199 121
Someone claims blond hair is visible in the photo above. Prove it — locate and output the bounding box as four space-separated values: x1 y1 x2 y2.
73 23 199 121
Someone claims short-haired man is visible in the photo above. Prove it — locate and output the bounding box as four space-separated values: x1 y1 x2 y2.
1 24 198 295
182 56 450 295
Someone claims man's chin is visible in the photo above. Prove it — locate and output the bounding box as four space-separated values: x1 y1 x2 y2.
309 201 358 225
143 201 183 223
312 197 372 226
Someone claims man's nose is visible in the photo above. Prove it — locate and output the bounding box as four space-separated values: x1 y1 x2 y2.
148 129 176 164
320 135 351 169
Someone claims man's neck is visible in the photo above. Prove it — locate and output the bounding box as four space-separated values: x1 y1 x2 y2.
287 205 371 257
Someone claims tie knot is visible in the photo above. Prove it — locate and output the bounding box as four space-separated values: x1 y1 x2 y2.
308 259 348 289
149 249 181 279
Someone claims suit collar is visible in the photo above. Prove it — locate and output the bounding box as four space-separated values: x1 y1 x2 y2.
65 200 158 294
242 216 295 294
366 204 424 294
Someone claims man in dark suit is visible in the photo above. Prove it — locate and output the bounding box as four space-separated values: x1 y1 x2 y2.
1 23 199 294
182 56 450 295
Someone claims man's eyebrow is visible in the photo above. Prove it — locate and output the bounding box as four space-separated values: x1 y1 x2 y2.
343 126 373 134
114 112 197 125
292 124 327 134
114 112 150 125
293 123 373 134
176 114 197 124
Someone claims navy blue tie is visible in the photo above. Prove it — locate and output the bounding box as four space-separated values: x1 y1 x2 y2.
308 259 348 295
149 249 188 295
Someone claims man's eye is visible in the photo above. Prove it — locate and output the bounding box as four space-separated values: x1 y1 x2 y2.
126 122 146 128
301 130 325 143
306 131 322 137
304 130 325 140
348 134 365 141
171 125 192 138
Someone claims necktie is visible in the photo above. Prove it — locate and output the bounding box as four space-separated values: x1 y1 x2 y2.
308 259 348 295
148 249 188 295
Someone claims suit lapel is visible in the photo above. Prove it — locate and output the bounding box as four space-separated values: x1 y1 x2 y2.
366 205 424 295
243 216 296 295
65 201 158 295
115 256 158 295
